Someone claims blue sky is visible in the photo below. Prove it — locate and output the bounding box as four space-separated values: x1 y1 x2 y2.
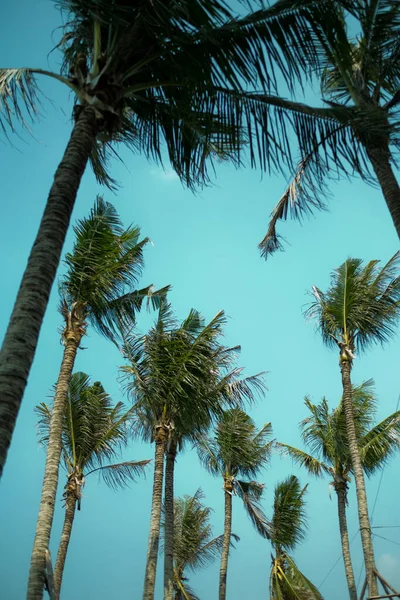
1 2 400 599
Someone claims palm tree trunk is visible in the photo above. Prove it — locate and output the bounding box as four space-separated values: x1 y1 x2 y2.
0 105 97 480
53 492 76 598
219 478 233 600
143 426 168 600
340 358 378 598
335 486 357 600
164 440 177 600
365 144 400 238
27 337 80 600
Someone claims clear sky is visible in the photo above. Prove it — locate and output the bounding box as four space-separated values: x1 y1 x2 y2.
1 2 399 600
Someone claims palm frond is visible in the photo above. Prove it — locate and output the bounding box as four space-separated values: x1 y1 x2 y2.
277 443 331 478
270 553 323 600
0 68 41 137
86 459 150 490
235 479 271 538
360 410 400 476
270 475 308 551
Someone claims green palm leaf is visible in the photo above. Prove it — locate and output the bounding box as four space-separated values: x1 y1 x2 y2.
270 475 308 551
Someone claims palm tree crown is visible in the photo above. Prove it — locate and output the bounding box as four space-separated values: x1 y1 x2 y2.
269 475 323 600
279 380 400 487
36 372 150 500
162 488 236 600
198 408 272 535
60 196 166 341
306 252 400 355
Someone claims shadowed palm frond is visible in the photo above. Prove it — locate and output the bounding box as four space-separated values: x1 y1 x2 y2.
86 459 150 490
360 410 400 476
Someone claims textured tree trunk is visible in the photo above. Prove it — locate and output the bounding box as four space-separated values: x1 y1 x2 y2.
27 338 80 600
143 427 167 600
365 144 400 238
53 492 76 598
336 486 358 600
340 357 378 598
164 441 177 600
219 478 233 600
0 105 97 479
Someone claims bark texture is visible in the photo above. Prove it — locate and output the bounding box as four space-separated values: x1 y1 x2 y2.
27 337 80 600
54 492 76 598
0 105 97 479
143 427 168 600
366 145 400 238
219 478 233 600
164 441 177 600
335 485 357 600
341 358 378 597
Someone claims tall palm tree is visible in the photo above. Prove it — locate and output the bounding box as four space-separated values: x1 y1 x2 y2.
269 475 323 600
306 252 400 597
28 197 165 600
0 0 373 469
198 408 272 600
260 0 400 258
278 381 400 600
122 303 262 600
35 372 150 597
161 488 239 600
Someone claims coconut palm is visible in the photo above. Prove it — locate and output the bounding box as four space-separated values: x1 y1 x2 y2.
122 302 264 600
0 0 374 472
269 475 322 600
306 252 400 597
161 489 239 600
28 197 166 600
197 408 272 600
278 381 400 600
260 0 400 258
35 372 150 597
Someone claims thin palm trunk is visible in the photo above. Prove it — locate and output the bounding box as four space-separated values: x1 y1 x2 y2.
164 441 177 600
143 427 167 600
53 493 76 598
27 338 80 600
0 105 97 480
219 479 233 600
340 358 378 597
365 144 400 238
336 486 358 600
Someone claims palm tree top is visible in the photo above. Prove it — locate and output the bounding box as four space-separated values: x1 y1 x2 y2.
1 1 371 190
199 408 272 479
306 252 400 353
35 372 149 492
122 302 267 444
59 196 168 339
270 475 308 552
279 379 400 483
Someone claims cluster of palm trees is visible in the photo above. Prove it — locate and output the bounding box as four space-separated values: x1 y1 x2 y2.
1 1 400 600
20 196 400 600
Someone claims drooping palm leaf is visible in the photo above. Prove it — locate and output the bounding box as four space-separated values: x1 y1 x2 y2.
270 475 308 551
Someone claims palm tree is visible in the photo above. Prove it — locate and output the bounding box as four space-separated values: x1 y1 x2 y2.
198 408 272 600
28 197 165 600
278 381 400 600
260 0 400 258
269 475 322 600
0 0 373 470
35 372 150 597
122 302 263 600
161 488 239 600
306 252 400 597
